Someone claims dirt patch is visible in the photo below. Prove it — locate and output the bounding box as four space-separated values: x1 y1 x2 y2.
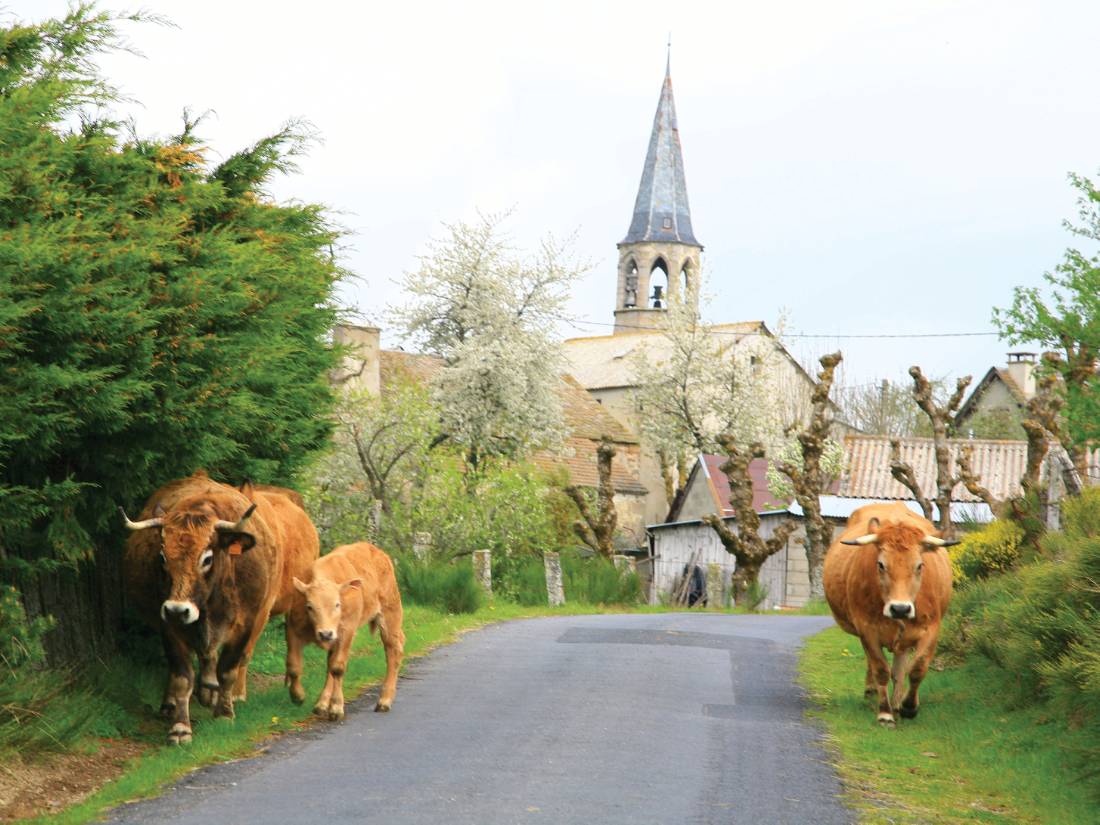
0 738 148 822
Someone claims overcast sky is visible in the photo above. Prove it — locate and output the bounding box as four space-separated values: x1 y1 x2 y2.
14 1 1100 389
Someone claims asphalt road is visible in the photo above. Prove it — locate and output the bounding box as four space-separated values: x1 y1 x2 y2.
106 613 851 825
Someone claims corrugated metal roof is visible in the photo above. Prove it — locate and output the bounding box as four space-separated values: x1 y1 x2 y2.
562 321 764 390
621 61 700 247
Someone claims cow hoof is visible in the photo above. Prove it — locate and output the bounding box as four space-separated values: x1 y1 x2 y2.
313 703 330 718
197 684 218 707
159 702 176 719
374 701 391 713
213 703 235 720
863 688 876 700
167 724 192 745
877 713 896 728
289 688 305 705
898 704 918 719
328 706 345 722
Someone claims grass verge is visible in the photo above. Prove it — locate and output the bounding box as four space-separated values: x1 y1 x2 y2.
799 626 1095 824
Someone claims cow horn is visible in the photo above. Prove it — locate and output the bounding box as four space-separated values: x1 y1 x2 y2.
922 535 960 547
841 534 879 546
214 503 257 532
119 507 164 531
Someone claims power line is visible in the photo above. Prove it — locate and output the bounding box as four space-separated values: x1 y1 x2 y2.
558 314 1001 340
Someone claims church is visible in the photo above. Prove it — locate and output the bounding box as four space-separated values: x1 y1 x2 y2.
560 59 823 534
331 59 825 602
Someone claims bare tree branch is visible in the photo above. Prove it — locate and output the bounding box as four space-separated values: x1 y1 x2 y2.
889 438 934 521
702 436 798 604
907 366 971 536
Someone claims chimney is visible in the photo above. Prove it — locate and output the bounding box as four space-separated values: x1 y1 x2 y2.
1005 352 1037 399
332 324 381 395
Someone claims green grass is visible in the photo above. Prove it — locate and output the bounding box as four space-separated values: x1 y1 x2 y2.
799 626 1096 824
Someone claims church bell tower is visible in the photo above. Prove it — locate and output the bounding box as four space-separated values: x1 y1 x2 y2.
613 55 703 334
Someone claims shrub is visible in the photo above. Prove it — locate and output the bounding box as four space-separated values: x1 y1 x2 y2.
395 558 484 614
940 487 1100 793
561 552 642 606
949 519 1024 583
0 585 51 670
741 580 770 611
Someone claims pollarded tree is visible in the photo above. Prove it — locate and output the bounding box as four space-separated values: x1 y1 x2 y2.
769 352 846 599
565 437 619 560
993 171 1100 481
392 212 587 472
632 291 798 499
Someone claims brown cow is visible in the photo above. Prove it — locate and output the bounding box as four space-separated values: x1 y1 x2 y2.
285 542 405 721
823 502 956 726
122 471 319 744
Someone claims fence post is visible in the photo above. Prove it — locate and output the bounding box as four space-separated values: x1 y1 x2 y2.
472 549 492 596
706 562 724 609
544 552 565 606
412 532 432 562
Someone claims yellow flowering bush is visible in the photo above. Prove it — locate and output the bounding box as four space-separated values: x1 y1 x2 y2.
949 519 1024 583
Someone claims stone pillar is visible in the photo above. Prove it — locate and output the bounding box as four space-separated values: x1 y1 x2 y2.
612 554 636 574
472 549 492 595
544 552 565 606
412 532 432 562
706 563 724 609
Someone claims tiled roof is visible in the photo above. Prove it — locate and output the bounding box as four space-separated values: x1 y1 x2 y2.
562 321 764 390
835 434 1100 503
532 437 647 496
702 454 791 516
379 350 646 496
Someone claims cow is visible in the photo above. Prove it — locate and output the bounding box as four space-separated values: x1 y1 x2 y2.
823 502 956 727
121 471 319 744
285 542 405 721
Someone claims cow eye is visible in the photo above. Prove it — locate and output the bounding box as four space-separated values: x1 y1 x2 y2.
306 603 314 612
877 560 886 572
159 551 167 567
335 602 341 609
916 561 924 572
199 550 214 570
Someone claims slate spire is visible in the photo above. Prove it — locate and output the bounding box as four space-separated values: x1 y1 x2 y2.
621 57 701 247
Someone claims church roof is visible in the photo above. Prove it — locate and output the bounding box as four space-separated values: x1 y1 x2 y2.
621 59 701 248
563 322 765 390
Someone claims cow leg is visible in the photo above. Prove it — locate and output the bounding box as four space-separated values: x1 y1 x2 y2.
860 638 895 727
162 632 195 745
212 635 250 720
899 631 940 719
375 609 405 712
313 663 337 718
232 606 272 703
285 623 306 705
325 639 353 721
196 654 219 708
863 660 876 699
890 647 912 711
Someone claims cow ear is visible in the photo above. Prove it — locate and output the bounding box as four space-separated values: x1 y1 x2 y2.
340 578 363 594
239 480 256 502
216 531 256 554
293 577 308 594
867 517 880 533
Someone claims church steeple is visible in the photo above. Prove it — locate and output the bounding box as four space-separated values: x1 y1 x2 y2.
621 55 700 247
613 55 703 334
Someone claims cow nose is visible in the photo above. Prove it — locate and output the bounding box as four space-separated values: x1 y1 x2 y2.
888 602 913 619
318 630 335 642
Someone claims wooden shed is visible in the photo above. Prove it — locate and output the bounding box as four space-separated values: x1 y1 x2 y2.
647 512 794 610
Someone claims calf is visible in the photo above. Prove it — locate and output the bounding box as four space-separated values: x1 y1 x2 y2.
286 542 405 721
